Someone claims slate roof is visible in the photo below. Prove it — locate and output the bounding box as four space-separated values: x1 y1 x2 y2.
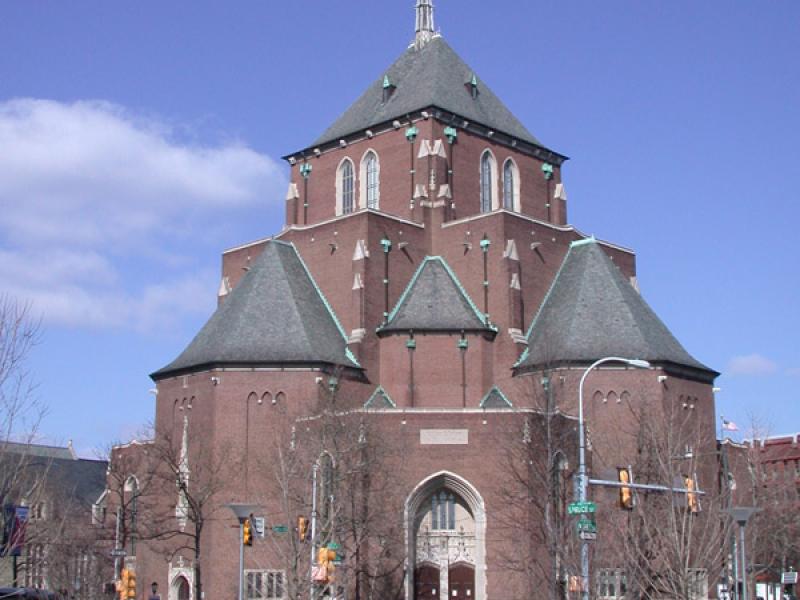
516 239 717 378
479 386 513 409
0 443 107 506
364 386 396 409
153 241 360 379
378 256 495 334
313 36 542 148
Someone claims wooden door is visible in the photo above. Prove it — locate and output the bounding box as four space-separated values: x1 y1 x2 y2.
448 564 475 600
415 565 440 600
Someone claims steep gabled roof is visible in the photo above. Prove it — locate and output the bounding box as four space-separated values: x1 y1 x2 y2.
313 36 542 148
516 239 717 378
153 241 360 379
479 385 513 409
378 256 495 334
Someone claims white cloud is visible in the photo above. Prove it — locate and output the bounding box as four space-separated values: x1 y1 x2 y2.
0 98 286 331
726 353 779 377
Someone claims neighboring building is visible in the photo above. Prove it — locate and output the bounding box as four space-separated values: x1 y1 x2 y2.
0 441 109 599
114 3 723 600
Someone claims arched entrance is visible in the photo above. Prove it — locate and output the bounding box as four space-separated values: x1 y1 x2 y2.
172 576 190 600
405 472 486 600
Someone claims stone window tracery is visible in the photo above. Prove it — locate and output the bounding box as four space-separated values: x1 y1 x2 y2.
361 150 380 209
337 158 355 215
480 151 496 213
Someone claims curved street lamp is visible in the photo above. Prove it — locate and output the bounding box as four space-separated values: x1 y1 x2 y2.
577 357 651 600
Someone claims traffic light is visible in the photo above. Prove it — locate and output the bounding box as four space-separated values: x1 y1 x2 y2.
243 517 253 546
126 570 136 599
298 516 309 542
618 467 634 510
685 475 699 513
118 568 129 600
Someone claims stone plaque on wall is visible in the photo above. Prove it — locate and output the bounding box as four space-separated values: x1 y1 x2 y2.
420 429 469 445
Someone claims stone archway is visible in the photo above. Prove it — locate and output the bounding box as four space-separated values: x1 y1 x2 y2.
405 471 487 600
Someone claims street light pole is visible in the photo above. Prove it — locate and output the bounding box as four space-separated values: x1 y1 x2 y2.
725 508 759 600
226 503 262 600
577 357 650 600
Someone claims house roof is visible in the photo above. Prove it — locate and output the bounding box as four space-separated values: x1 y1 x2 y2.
516 239 717 378
153 241 360 379
312 36 543 148
378 256 495 334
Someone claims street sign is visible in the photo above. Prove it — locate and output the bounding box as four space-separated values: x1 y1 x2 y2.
576 518 597 533
110 548 127 558
578 531 597 541
782 572 798 585
272 525 289 534
328 542 341 551
567 501 596 515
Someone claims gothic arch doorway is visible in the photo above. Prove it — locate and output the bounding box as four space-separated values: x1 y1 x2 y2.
405 471 486 600
170 575 191 600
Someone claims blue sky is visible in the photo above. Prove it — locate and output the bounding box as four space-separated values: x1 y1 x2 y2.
1 1 798 455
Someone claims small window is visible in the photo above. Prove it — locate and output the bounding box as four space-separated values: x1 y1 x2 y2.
338 159 355 215
362 151 380 209
503 159 519 211
480 151 495 213
246 570 285 599
430 491 455 530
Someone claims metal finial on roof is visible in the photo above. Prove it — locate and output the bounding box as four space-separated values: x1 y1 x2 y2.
415 0 436 49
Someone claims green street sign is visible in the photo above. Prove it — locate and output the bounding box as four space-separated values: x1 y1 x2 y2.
576 518 597 533
567 501 596 515
328 542 341 551
272 525 289 534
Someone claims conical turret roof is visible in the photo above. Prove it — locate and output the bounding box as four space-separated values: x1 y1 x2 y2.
313 36 543 148
515 239 717 380
153 241 360 379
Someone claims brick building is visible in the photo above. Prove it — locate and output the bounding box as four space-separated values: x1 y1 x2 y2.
113 3 722 600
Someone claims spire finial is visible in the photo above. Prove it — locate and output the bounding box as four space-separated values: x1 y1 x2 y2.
415 0 436 49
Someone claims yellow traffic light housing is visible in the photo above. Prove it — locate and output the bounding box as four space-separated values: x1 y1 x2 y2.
126 570 137 599
686 475 700 513
118 569 129 600
618 467 634 510
243 518 253 546
298 516 309 542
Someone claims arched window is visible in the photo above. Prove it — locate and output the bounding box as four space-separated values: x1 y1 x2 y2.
337 159 355 215
430 491 456 530
361 151 380 209
480 151 496 213
503 159 519 211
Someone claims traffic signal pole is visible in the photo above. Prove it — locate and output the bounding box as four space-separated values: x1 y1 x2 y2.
310 462 319 600
577 357 650 600
238 520 245 600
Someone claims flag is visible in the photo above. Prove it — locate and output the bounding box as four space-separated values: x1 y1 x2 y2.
722 418 738 432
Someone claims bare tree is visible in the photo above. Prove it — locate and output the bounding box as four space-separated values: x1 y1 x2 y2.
256 377 405 600
143 429 236 600
496 371 580 600
600 391 730 600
